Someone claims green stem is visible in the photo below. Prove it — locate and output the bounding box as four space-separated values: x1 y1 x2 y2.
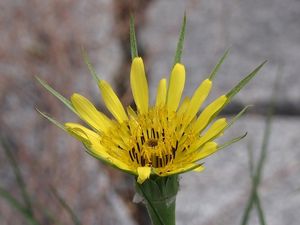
146 197 176 225
136 176 179 225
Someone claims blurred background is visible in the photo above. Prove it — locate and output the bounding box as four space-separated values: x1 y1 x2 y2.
0 0 300 225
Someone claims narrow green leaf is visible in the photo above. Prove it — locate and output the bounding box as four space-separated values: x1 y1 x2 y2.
226 61 267 102
1 136 33 216
208 49 230 81
217 132 247 151
0 187 40 225
173 13 186 66
81 47 100 83
35 76 77 115
205 105 251 144
202 60 266 127
36 108 66 131
254 193 267 225
247 142 255 177
51 186 82 225
130 15 138 60
225 105 252 130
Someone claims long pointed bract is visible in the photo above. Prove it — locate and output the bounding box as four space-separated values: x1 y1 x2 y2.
208 49 230 81
130 15 138 60
173 13 186 66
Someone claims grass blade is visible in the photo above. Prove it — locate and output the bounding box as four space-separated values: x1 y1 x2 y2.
1 136 33 216
51 186 82 225
0 187 39 225
254 193 267 225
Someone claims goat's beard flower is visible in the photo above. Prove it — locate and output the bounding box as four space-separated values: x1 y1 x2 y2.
37 16 265 225
37 16 264 187
65 57 231 184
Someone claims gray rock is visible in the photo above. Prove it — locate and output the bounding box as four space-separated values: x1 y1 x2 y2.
141 0 300 107
176 116 300 225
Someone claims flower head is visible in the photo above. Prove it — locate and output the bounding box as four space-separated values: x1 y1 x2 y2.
37 17 265 184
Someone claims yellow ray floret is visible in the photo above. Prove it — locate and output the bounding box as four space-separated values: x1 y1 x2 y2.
166 63 186 112
184 79 212 123
155 79 167 107
98 80 128 123
130 57 149 114
71 94 111 132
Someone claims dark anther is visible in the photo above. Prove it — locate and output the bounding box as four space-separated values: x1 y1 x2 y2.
165 155 169 164
137 143 141 152
135 153 139 164
175 140 179 149
129 151 134 161
151 128 155 138
172 148 176 157
159 158 163 167
141 136 145 144
141 157 146 166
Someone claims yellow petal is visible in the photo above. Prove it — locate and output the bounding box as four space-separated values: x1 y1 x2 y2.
177 97 190 115
193 165 206 172
130 57 149 114
155 78 167 107
65 123 133 173
65 122 97 144
189 119 226 152
199 118 227 145
193 142 218 161
157 163 204 176
71 93 111 132
137 167 151 184
166 63 186 112
193 95 227 134
98 80 128 123
184 79 212 123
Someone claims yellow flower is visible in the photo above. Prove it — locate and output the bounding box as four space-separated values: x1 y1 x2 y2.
37 17 265 185
61 57 237 184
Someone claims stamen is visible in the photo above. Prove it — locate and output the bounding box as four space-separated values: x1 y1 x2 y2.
141 135 145 144
129 151 134 161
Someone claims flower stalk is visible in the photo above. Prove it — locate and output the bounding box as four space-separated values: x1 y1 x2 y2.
136 175 179 225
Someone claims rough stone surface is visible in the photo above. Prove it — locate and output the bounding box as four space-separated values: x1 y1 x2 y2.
141 0 300 106
0 1 135 225
176 116 300 225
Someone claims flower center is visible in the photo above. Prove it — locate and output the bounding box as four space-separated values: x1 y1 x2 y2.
147 139 158 147
101 107 196 169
